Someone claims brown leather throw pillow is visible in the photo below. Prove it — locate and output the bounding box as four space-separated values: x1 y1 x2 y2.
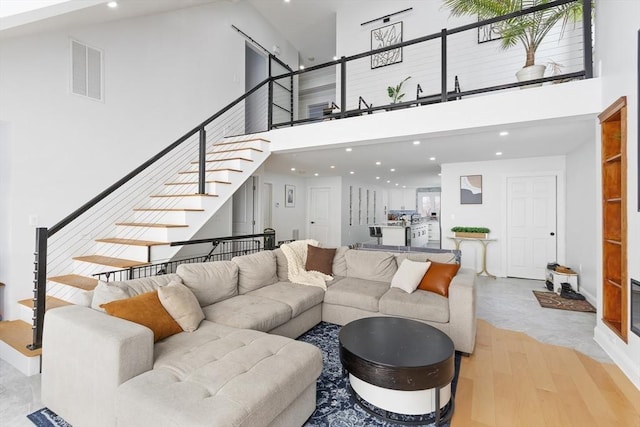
305 245 336 275
418 261 460 297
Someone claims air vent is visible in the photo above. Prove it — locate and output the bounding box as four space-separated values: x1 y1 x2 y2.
71 40 103 101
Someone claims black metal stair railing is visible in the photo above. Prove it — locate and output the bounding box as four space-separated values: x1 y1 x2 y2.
29 0 593 350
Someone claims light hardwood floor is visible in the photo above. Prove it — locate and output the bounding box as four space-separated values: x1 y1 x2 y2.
451 319 640 427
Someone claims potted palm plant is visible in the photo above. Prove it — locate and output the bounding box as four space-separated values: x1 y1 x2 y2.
387 76 411 104
443 0 585 84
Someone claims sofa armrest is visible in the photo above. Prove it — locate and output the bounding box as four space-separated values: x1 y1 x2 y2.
42 305 154 427
447 267 477 354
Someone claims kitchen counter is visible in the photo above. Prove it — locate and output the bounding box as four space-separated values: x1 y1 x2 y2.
375 222 429 247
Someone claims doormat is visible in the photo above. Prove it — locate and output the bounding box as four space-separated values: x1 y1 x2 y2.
533 290 596 313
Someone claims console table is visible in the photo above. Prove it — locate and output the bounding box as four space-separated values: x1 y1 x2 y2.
447 236 497 279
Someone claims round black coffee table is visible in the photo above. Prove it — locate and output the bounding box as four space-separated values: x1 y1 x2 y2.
339 317 455 426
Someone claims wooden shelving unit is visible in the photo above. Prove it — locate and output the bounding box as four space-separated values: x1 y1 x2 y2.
598 96 627 342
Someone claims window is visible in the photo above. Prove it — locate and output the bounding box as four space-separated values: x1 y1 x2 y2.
71 39 103 101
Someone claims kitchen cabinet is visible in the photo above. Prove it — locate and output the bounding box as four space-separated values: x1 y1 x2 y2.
389 189 416 210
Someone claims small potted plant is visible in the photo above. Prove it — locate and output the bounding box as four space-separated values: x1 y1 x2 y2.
451 226 490 238
387 76 411 104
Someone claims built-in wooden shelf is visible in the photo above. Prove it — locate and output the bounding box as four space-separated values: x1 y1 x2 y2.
599 96 627 342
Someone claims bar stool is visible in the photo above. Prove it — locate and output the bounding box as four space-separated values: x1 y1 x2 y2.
369 226 382 245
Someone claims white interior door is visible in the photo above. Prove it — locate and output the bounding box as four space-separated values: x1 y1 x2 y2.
308 187 330 244
507 175 557 279
232 177 256 236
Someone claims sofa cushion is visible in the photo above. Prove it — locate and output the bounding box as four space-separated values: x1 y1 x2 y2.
305 245 336 275
323 277 390 312
395 251 458 265
158 280 205 332
202 295 292 332
232 251 278 294
345 250 397 282
418 261 460 297
379 287 449 323
273 248 290 282
119 321 322 427
391 259 431 294
248 281 325 317
176 261 238 306
332 246 349 276
101 291 182 342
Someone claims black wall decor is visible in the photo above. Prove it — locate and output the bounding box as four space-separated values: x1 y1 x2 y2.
371 22 403 69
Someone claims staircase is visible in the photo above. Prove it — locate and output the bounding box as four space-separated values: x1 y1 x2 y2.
42 137 270 306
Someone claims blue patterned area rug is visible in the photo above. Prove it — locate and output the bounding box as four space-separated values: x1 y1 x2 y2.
28 321 460 427
300 321 460 427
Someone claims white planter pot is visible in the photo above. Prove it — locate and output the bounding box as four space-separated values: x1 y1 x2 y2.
515 64 546 88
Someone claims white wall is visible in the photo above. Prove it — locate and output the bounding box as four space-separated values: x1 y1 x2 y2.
340 176 387 246
259 172 307 244
335 0 584 110
0 122 10 320
565 134 598 302
0 1 298 320
593 0 640 390
441 156 566 277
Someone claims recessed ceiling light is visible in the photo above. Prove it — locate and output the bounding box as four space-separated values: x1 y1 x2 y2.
386 180 391 183
314 173 319 176
413 140 420 145
299 65 305 70
375 161 381 165
107 1 118 7
284 0 291 2
395 183 399 186
345 148 352 152
333 56 339 61
429 157 436 161
350 171 355 174
499 131 509 136
290 167 296 171
438 173 442 176
402 185 406 188
496 151 503 156
390 168 395 172
330 165 335 169
375 176 380 180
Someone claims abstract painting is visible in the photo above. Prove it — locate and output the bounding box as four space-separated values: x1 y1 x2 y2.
460 175 483 204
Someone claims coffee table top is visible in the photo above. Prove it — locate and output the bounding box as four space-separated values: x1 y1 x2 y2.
339 317 454 390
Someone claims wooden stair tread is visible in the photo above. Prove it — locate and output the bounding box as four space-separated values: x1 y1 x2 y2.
72 255 150 268
95 238 169 246
19 296 73 311
115 222 188 228
207 147 263 154
48 274 98 290
132 208 205 212
190 157 253 165
214 137 270 146
164 180 231 186
0 320 41 357
149 193 218 198
178 168 242 174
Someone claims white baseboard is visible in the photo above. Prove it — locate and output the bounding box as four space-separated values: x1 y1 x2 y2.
594 325 640 391
0 341 40 376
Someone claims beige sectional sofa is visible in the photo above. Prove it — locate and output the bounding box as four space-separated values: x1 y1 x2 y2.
41 245 476 427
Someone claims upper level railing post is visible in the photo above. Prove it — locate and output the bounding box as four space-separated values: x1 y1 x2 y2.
441 28 448 103
268 79 274 130
198 128 206 195
28 227 48 351
340 56 347 119
289 75 294 126
582 0 593 79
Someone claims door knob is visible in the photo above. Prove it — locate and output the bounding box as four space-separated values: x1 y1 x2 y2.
550 232 555 236
310 221 315 224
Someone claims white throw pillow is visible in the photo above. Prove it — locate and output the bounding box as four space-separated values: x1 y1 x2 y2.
158 280 205 332
91 281 130 312
390 259 431 294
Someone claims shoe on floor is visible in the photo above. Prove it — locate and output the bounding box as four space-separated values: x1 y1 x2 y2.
560 282 585 300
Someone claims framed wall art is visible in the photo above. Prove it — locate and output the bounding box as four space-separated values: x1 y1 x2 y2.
371 21 403 69
285 184 295 208
460 175 483 204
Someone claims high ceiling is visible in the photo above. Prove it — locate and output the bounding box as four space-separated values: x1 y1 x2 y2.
0 0 596 188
